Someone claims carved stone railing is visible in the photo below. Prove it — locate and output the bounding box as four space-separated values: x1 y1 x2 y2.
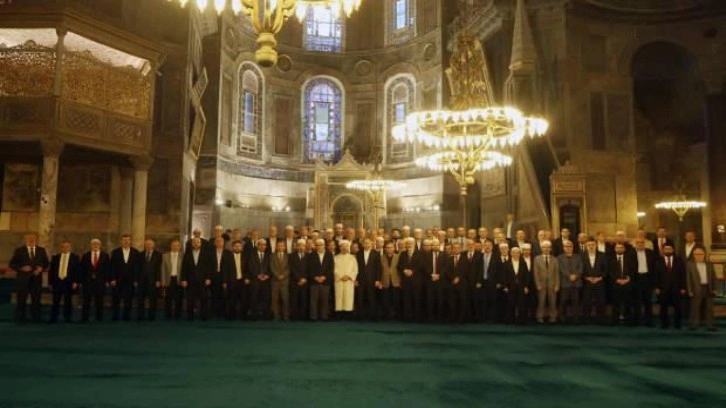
0 96 150 152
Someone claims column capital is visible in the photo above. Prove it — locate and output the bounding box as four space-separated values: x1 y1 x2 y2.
119 166 135 179
129 154 154 171
56 26 68 38
40 137 65 157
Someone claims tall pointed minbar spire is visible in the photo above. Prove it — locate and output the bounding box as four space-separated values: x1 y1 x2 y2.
509 0 538 73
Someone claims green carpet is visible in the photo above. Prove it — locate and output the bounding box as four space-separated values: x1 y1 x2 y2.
0 306 724 408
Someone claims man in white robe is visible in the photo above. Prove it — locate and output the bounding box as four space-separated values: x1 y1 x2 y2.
334 241 358 315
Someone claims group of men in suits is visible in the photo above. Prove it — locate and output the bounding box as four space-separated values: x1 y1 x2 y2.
6 225 719 330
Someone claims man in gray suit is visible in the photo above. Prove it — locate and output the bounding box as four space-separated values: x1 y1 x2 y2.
558 240 583 324
161 239 184 320
270 241 290 321
534 240 560 323
686 247 718 331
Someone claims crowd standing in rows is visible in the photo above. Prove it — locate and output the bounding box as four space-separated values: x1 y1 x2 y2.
8 222 719 331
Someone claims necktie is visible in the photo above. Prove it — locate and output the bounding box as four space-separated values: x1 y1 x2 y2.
30 247 35 259
545 255 549 268
667 257 672 271
278 253 283 261
581 245 585 253
60 253 67 279
454 255 459 267
433 252 437 275
147 251 151 262
618 255 624 277
259 253 263 263
483 255 489 279
93 252 99 268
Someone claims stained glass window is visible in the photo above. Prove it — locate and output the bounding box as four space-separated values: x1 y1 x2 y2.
387 76 415 163
395 0 408 30
304 7 343 52
387 0 415 46
238 64 262 158
303 78 343 163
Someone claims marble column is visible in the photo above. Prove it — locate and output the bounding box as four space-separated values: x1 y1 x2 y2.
38 137 65 251
118 166 134 238
129 155 154 249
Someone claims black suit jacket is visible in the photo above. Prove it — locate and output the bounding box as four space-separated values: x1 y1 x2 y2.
608 252 636 287
246 251 271 282
139 250 163 286
48 252 81 287
421 250 449 287
110 247 142 283
654 255 687 292
552 238 570 257
9 246 50 274
80 250 112 284
501 259 530 290
632 248 657 289
398 250 423 286
356 250 382 285
210 249 235 283
181 249 213 284
581 252 608 280
289 251 309 283
306 252 334 285
476 252 498 285
185 238 210 253
446 254 470 289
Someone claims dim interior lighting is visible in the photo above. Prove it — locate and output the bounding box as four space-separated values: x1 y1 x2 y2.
637 211 646 218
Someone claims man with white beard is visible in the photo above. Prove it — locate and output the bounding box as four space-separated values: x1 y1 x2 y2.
334 240 358 319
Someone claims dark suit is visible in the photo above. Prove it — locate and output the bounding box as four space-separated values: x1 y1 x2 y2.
110 247 142 321
307 251 334 320
137 250 162 320
355 250 381 320
185 237 209 253
581 251 608 323
398 250 424 321
225 251 247 319
681 242 705 262
473 251 498 322
181 249 213 320
211 249 234 318
48 252 80 323
9 245 50 323
501 259 531 324
655 254 687 328
422 250 448 322
289 251 309 320
447 254 471 322
79 250 111 322
246 251 272 319
631 248 657 326
609 252 636 325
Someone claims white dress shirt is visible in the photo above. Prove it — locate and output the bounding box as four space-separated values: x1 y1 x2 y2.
363 250 370 266
697 263 708 285
170 252 179 277
122 248 130 263
59 253 69 280
636 250 648 274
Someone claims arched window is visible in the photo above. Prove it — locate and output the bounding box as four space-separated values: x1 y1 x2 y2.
238 63 263 158
303 77 343 163
304 7 343 52
386 0 415 46
386 76 415 163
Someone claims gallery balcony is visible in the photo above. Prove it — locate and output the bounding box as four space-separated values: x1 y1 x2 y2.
0 2 163 155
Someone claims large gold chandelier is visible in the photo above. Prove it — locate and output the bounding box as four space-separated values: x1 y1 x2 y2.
392 31 548 226
655 195 707 222
165 0 363 67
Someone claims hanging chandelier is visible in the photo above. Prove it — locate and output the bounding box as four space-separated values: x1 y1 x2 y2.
165 0 363 67
346 162 404 229
655 195 707 222
392 31 548 226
